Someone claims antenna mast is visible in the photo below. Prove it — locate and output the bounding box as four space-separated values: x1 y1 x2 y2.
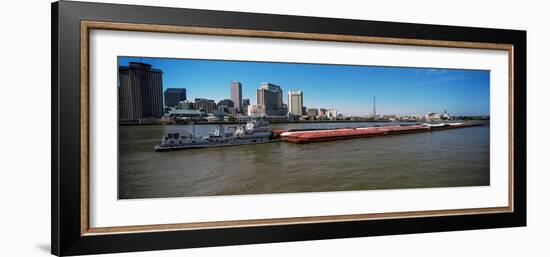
373 96 376 117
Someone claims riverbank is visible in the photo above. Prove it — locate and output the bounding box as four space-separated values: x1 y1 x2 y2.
120 119 392 126
120 119 488 126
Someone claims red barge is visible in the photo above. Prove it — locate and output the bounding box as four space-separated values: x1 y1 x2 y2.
280 122 482 143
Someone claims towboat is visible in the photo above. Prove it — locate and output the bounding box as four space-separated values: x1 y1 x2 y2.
154 120 281 151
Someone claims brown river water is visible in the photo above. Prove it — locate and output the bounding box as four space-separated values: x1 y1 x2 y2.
118 121 489 199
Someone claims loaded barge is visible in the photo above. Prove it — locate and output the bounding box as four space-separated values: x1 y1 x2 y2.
155 120 482 150
280 122 482 143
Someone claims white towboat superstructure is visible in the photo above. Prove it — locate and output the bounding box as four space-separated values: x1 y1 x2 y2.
155 120 279 151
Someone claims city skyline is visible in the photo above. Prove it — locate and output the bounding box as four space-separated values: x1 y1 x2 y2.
118 56 490 116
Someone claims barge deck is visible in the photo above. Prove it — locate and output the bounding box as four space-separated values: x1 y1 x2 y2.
280 123 482 143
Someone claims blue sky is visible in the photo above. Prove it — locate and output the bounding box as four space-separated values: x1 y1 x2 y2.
118 56 490 116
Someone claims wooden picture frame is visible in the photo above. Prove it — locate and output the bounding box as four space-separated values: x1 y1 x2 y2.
52 1 526 256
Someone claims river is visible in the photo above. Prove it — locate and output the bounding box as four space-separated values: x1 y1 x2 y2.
118 121 490 199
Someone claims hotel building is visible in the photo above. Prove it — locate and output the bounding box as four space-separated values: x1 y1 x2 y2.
256 82 286 116
118 62 164 122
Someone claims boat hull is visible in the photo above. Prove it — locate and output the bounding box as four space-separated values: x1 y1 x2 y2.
155 139 281 152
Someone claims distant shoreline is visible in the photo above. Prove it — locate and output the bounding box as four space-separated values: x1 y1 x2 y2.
119 118 490 126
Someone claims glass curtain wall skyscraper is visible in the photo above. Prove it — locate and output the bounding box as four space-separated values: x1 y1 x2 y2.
164 88 186 108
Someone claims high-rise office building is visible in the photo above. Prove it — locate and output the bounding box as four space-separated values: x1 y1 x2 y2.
242 98 251 116
230 81 242 113
327 108 338 119
256 82 285 116
307 108 318 118
319 108 328 118
118 62 164 121
164 88 186 108
194 98 217 114
288 90 303 116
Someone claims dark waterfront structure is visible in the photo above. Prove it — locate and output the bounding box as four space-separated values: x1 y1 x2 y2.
168 109 203 120
230 81 242 113
164 88 186 108
118 62 164 122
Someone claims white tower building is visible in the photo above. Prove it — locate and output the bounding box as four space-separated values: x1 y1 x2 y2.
288 90 303 116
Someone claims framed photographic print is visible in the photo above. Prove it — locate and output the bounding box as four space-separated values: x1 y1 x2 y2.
51 1 526 256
